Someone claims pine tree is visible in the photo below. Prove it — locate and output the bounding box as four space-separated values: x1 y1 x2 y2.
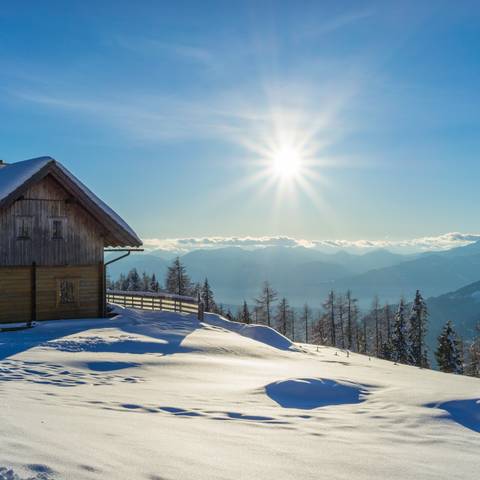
391 298 409 364
345 290 358 350
165 257 192 296
408 290 429 368
321 290 336 346
384 302 392 344
140 271 150 292
238 300 251 324
127 268 141 291
149 273 160 292
435 321 463 374
275 297 292 337
254 281 278 327
301 303 312 343
200 278 216 312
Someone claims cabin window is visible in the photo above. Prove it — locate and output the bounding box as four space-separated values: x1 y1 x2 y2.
49 217 66 240
16 216 33 239
57 279 79 306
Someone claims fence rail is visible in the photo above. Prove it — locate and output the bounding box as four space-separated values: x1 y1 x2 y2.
106 290 204 320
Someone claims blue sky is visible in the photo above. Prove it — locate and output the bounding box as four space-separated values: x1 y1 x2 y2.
1 1 480 250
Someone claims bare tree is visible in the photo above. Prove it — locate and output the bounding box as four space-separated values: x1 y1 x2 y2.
301 303 312 343
254 281 278 326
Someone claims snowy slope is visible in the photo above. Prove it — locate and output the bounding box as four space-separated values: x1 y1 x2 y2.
0 308 478 480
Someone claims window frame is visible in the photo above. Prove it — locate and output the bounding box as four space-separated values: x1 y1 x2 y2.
15 215 33 240
49 216 67 241
56 278 80 307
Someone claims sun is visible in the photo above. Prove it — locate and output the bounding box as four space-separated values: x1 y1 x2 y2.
271 146 302 179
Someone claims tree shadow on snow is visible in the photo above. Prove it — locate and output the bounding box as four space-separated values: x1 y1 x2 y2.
266 378 369 410
426 399 480 433
0 309 200 362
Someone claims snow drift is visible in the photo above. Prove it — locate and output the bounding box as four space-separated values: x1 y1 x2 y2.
0 308 478 479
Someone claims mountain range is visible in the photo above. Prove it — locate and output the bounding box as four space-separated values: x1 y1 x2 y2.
106 241 480 348
107 241 480 306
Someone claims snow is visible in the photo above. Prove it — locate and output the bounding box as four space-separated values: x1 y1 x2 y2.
0 307 478 479
0 157 51 202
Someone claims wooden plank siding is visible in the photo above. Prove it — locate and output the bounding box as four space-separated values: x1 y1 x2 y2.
0 264 102 323
0 267 31 323
0 175 104 266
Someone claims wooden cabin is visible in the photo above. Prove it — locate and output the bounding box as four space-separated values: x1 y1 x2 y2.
0 156 142 323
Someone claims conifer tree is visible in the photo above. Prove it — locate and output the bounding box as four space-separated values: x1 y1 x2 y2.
435 321 463 374
312 312 327 346
345 290 358 350
254 281 278 327
371 295 381 357
238 300 251 324
408 290 429 368
301 303 312 343
290 310 296 341
391 298 409 364
200 278 216 312
116 273 128 291
321 290 336 346
127 268 141 291
149 273 160 292
383 302 392 344
465 335 480 377
336 294 346 349
165 257 192 296
275 297 291 337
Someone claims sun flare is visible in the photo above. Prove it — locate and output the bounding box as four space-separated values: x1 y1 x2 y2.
271 146 302 179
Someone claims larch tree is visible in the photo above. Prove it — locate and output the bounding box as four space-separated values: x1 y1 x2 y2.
345 290 357 351
435 321 464 374
254 281 278 327
372 295 381 357
408 290 429 368
165 257 192 296
301 303 312 343
465 334 480 377
275 297 291 337
336 294 346 349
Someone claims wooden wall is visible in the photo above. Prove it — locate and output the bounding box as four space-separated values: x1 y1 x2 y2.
0 175 104 266
0 267 31 323
0 264 102 323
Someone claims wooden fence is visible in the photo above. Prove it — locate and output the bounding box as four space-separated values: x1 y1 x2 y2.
106 290 204 320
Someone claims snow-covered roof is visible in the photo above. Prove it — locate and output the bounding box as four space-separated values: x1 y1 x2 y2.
0 156 142 247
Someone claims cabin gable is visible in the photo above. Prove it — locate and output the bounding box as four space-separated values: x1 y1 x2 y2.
0 175 104 266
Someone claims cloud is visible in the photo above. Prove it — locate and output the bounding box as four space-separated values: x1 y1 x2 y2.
302 10 374 38
141 232 480 254
112 36 215 68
